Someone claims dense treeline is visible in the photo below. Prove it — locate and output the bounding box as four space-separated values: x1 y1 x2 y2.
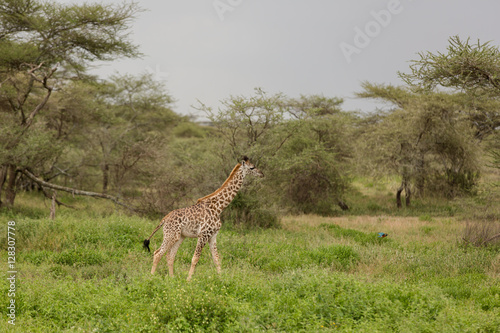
1 2 499 225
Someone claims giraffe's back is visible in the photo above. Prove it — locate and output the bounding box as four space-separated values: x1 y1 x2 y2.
163 201 217 238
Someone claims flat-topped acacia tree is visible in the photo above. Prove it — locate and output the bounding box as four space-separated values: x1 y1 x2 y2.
0 0 142 207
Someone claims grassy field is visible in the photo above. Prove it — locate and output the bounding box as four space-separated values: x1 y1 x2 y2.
1 191 499 332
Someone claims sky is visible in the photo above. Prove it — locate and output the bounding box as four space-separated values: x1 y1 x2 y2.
65 0 500 119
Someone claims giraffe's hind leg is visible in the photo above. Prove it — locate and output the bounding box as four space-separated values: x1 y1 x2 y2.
151 234 180 275
166 236 185 277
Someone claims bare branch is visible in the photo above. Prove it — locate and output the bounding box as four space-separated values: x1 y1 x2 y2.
40 186 76 209
21 169 136 211
22 63 58 129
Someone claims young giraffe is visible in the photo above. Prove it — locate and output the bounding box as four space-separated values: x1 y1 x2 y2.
143 156 264 281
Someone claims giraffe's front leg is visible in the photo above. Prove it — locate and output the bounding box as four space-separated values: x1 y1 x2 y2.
187 236 208 281
209 232 221 274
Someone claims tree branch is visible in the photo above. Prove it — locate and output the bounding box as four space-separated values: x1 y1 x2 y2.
21 169 136 211
23 63 57 129
40 187 76 209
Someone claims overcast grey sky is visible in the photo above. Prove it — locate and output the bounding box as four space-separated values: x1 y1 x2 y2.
76 0 500 118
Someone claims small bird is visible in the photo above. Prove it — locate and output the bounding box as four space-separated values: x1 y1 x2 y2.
378 232 388 238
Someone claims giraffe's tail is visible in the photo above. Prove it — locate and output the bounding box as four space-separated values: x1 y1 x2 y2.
143 239 151 252
142 212 172 252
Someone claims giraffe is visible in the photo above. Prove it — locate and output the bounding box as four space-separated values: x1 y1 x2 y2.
143 156 264 281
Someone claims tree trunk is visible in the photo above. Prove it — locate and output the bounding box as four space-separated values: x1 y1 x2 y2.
415 156 425 197
102 163 109 193
4 164 18 207
396 176 411 208
396 183 404 208
0 165 7 207
337 200 349 211
405 184 411 207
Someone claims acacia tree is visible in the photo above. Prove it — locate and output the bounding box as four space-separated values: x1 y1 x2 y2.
85 73 176 194
400 36 500 168
282 95 353 212
401 36 500 97
0 0 141 207
357 82 480 205
198 89 352 216
403 36 500 244
199 88 289 165
38 73 176 197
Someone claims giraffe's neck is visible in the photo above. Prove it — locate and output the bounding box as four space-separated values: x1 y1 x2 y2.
197 163 245 214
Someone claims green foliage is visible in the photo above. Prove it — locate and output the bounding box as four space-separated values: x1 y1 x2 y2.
173 122 207 138
135 138 225 217
287 94 344 118
401 36 500 96
354 36 500 204
0 40 40 69
357 84 481 199
275 145 349 215
487 132 500 171
222 191 280 229
0 0 142 66
151 282 238 332
199 89 353 216
399 35 500 149
0 0 143 207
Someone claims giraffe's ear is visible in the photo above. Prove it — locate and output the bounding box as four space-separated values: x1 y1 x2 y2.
242 156 249 164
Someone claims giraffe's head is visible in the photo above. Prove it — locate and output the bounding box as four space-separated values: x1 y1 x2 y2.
241 156 264 178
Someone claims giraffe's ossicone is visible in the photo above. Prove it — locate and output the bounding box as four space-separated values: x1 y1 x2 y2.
143 156 264 281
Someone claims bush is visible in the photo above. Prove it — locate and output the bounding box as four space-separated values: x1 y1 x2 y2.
222 191 280 229
151 282 239 332
277 147 349 215
173 122 207 138
463 221 500 248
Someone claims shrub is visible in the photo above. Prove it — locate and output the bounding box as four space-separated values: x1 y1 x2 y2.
151 283 239 332
173 122 207 138
279 147 349 215
222 191 280 229
462 221 500 248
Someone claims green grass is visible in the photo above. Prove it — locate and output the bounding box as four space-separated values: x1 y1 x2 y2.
0 193 499 332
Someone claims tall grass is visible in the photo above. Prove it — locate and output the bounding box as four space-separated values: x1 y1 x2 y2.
0 193 499 332
0 198 500 332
